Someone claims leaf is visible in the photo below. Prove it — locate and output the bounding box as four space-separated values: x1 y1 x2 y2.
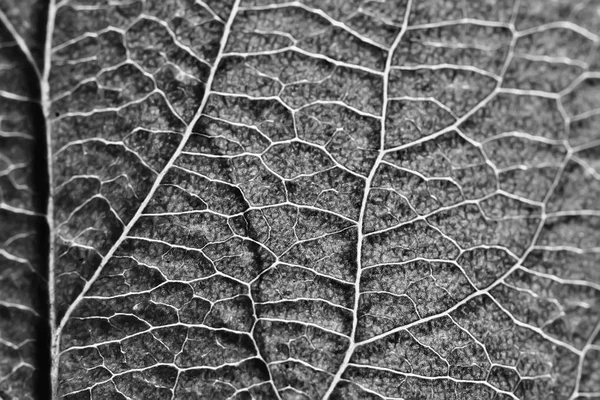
1 0 600 399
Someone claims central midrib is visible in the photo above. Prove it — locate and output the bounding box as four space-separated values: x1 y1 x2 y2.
321 1 415 398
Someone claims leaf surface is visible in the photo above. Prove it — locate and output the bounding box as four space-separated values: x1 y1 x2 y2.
1 0 600 399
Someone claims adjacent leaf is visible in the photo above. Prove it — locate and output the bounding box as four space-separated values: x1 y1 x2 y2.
1 0 600 399
0 1 49 398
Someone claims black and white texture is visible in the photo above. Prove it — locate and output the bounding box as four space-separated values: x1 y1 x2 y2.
1 0 600 399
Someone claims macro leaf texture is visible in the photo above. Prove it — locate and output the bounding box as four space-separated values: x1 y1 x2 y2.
1 0 600 399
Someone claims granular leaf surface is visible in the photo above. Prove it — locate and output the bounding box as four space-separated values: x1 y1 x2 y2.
1 0 600 399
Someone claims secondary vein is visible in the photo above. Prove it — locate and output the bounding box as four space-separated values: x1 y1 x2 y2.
320 1 414 397
50 1 242 396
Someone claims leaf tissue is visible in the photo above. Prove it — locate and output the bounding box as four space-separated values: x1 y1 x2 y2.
1 0 600 399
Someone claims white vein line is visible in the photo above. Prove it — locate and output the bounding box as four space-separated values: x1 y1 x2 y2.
516 21 600 43
0 9 42 80
51 0 242 391
345 364 520 399
44 0 60 398
570 320 600 399
406 18 512 31
223 46 385 76
238 1 390 51
321 1 413 398
391 63 501 81
0 203 43 217
0 89 39 103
